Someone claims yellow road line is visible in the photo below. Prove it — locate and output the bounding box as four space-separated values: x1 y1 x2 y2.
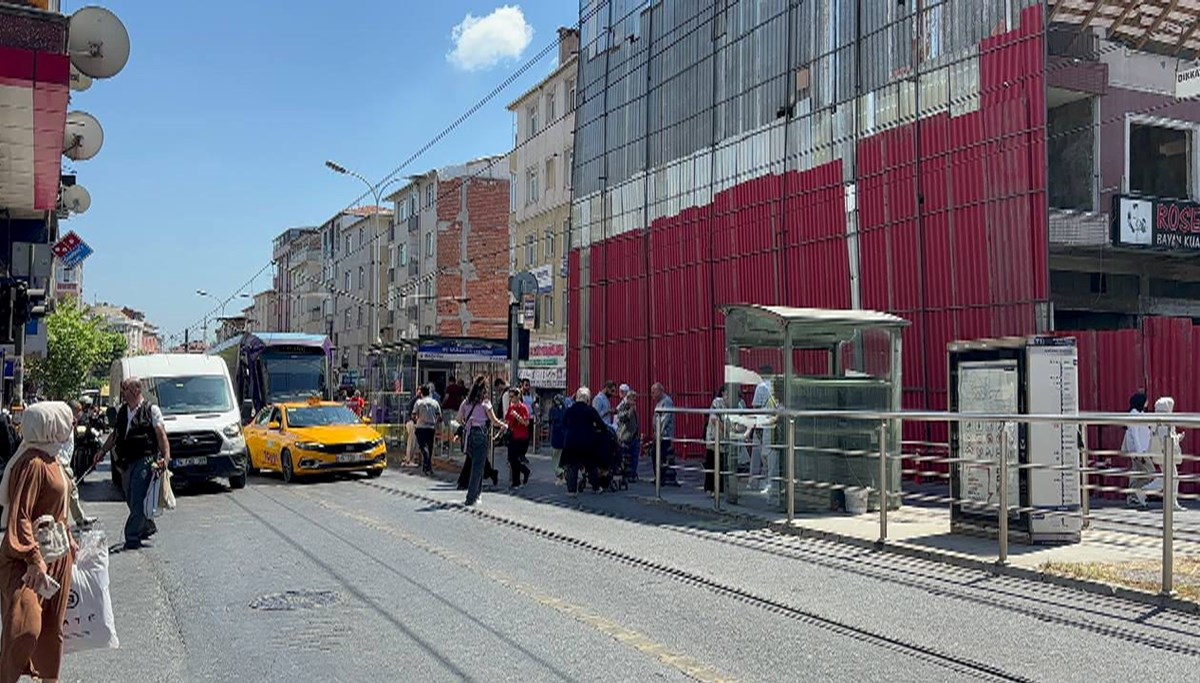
286 488 739 683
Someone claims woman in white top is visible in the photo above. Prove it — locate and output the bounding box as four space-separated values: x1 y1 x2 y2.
1122 392 1154 508
1148 396 1186 512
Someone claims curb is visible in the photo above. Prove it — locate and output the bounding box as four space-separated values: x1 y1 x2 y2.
634 495 1200 616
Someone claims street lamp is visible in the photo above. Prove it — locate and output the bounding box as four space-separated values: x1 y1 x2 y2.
197 290 249 342
325 160 384 348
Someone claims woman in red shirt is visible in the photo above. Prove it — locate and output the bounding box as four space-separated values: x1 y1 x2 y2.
505 388 532 488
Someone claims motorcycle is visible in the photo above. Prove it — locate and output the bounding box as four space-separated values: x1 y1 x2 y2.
73 422 103 481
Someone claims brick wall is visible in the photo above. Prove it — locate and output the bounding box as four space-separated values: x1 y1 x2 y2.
436 177 511 339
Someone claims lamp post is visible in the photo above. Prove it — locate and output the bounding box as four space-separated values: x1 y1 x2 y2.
325 160 383 349
197 290 249 343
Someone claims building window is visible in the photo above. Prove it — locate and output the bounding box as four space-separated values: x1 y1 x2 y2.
510 172 518 211
344 271 351 291
1129 121 1193 200
399 203 409 221
527 103 539 139
422 279 432 298
563 219 570 253
424 232 434 258
388 267 395 284
388 221 395 242
426 183 435 207
545 228 555 259
525 234 537 266
358 266 364 289
358 227 364 248
399 243 408 266
345 235 351 253
526 167 539 205
344 309 351 330
410 193 418 215
357 306 364 326
565 149 573 188
545 158 556 196
544 294 554 325
566 79 576 110
546 91 556 123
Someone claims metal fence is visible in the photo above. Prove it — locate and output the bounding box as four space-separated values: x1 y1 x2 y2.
652 406 1199 596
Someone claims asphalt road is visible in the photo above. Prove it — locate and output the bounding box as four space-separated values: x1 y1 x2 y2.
57 461 1200 683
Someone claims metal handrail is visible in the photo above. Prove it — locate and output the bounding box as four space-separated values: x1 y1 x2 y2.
649 405 1192 597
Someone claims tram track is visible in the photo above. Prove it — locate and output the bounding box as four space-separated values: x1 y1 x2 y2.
341 479 1037 682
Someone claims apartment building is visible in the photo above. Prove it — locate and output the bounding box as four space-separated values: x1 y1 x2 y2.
319 206 393 377
271 226 320 331
384 157 511 342
507 27 578 390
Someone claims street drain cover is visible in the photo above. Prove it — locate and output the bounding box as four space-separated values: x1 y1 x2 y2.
250 590 340 611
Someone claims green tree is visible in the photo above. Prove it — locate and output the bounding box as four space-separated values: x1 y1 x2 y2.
27 298 127 400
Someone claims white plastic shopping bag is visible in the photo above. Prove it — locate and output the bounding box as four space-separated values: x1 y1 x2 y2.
158 468 177 511
144 471 162 519
64 530 119 653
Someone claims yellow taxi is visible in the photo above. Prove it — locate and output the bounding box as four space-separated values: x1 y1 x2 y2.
243 397 387 483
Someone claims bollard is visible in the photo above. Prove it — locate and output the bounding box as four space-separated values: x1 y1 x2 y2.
997 421 1010 566
1079 422 1090 530
878 420 888 543
1162 432 1176 596
655 412 663 500
785 416 796 523
713 426 722 511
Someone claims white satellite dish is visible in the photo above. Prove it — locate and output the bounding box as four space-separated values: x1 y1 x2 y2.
68 6 131 79
69 64 93 92
61 184 92 214
63 111 104 161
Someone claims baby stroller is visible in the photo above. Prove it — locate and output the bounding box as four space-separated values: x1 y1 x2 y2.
597 426 627 492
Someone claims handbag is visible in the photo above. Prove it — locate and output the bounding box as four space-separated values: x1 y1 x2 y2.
455 403 480 449
144 472 163 519
158 468 176 510
33 514 69 565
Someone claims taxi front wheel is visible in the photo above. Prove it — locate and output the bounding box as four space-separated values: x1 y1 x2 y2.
281 450 296 484
366 469 382 479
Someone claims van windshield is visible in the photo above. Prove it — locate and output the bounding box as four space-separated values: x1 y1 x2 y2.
143 375 233 415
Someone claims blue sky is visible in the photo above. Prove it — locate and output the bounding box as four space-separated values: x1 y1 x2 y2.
63 0 576 345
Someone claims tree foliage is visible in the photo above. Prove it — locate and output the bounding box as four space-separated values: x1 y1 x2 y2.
27 298 127 400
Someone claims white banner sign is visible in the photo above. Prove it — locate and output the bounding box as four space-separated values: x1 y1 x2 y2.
1177 63 1200 100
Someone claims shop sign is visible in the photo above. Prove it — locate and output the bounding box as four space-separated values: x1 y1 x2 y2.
417 339 508 363
1112 194 1200 250
522 338 566 369
531 264 554 294
1177 63 1200 100
518 366 567 389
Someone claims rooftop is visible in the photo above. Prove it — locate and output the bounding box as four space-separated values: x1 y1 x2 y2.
1050 0 1200 60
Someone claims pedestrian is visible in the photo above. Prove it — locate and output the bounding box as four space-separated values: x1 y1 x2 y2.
1122 391 1154 509
61 400 96 527
751 367 779 496
411 385 442 476
505 388 532 489
615 384 641 481
403 389 420 468
0 401 76 683
705 386 726 495
651 383 680 487
457 377 507 506
561 387 608 497
593 380 617 431
94 377 171 550
548 394 568 484
346 389 366 417
1148 396 1186 511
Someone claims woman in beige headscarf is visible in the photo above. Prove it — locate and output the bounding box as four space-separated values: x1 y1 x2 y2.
0 401 76 683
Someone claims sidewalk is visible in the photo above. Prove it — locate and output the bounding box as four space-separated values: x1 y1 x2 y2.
416 444 1200 612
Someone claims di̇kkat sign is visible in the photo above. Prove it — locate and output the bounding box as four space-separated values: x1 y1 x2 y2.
1112 194 1200 250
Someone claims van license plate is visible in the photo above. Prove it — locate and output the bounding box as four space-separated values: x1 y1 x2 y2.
177 457 207 467
336 454 357 464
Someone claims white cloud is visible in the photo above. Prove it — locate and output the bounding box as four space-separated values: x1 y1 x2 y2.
447 5 534 72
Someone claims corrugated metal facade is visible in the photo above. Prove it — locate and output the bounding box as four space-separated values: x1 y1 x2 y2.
569 0 1047 457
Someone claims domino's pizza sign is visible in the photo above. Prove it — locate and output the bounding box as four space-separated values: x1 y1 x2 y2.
51 231 94 268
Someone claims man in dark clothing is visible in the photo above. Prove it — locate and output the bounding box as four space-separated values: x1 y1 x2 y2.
96 377 172 550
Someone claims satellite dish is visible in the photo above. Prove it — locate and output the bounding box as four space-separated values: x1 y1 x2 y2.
69 64 93 92
63 111 104 161
61 184 92 214
68 6 131 79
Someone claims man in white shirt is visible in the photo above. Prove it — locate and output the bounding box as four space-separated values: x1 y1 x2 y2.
751 367 779 496
97 377 171 550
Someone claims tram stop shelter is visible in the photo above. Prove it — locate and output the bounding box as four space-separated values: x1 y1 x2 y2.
720 305 909 514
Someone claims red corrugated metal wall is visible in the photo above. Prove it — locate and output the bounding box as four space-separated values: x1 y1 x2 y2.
568 6 1048 461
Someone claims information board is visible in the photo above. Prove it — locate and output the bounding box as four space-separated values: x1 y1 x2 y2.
957 360 1019 510
1026 343 1082 532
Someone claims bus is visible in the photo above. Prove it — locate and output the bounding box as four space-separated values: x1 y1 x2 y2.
209 332 333 421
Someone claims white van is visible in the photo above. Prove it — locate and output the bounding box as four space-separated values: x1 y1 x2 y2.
110 354 248 490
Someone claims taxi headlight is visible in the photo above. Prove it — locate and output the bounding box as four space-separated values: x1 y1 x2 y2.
372 438 385 449
222 422 242 438
294 442 322 452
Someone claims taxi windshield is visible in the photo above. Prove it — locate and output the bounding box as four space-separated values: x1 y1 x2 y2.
286 405 360 428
